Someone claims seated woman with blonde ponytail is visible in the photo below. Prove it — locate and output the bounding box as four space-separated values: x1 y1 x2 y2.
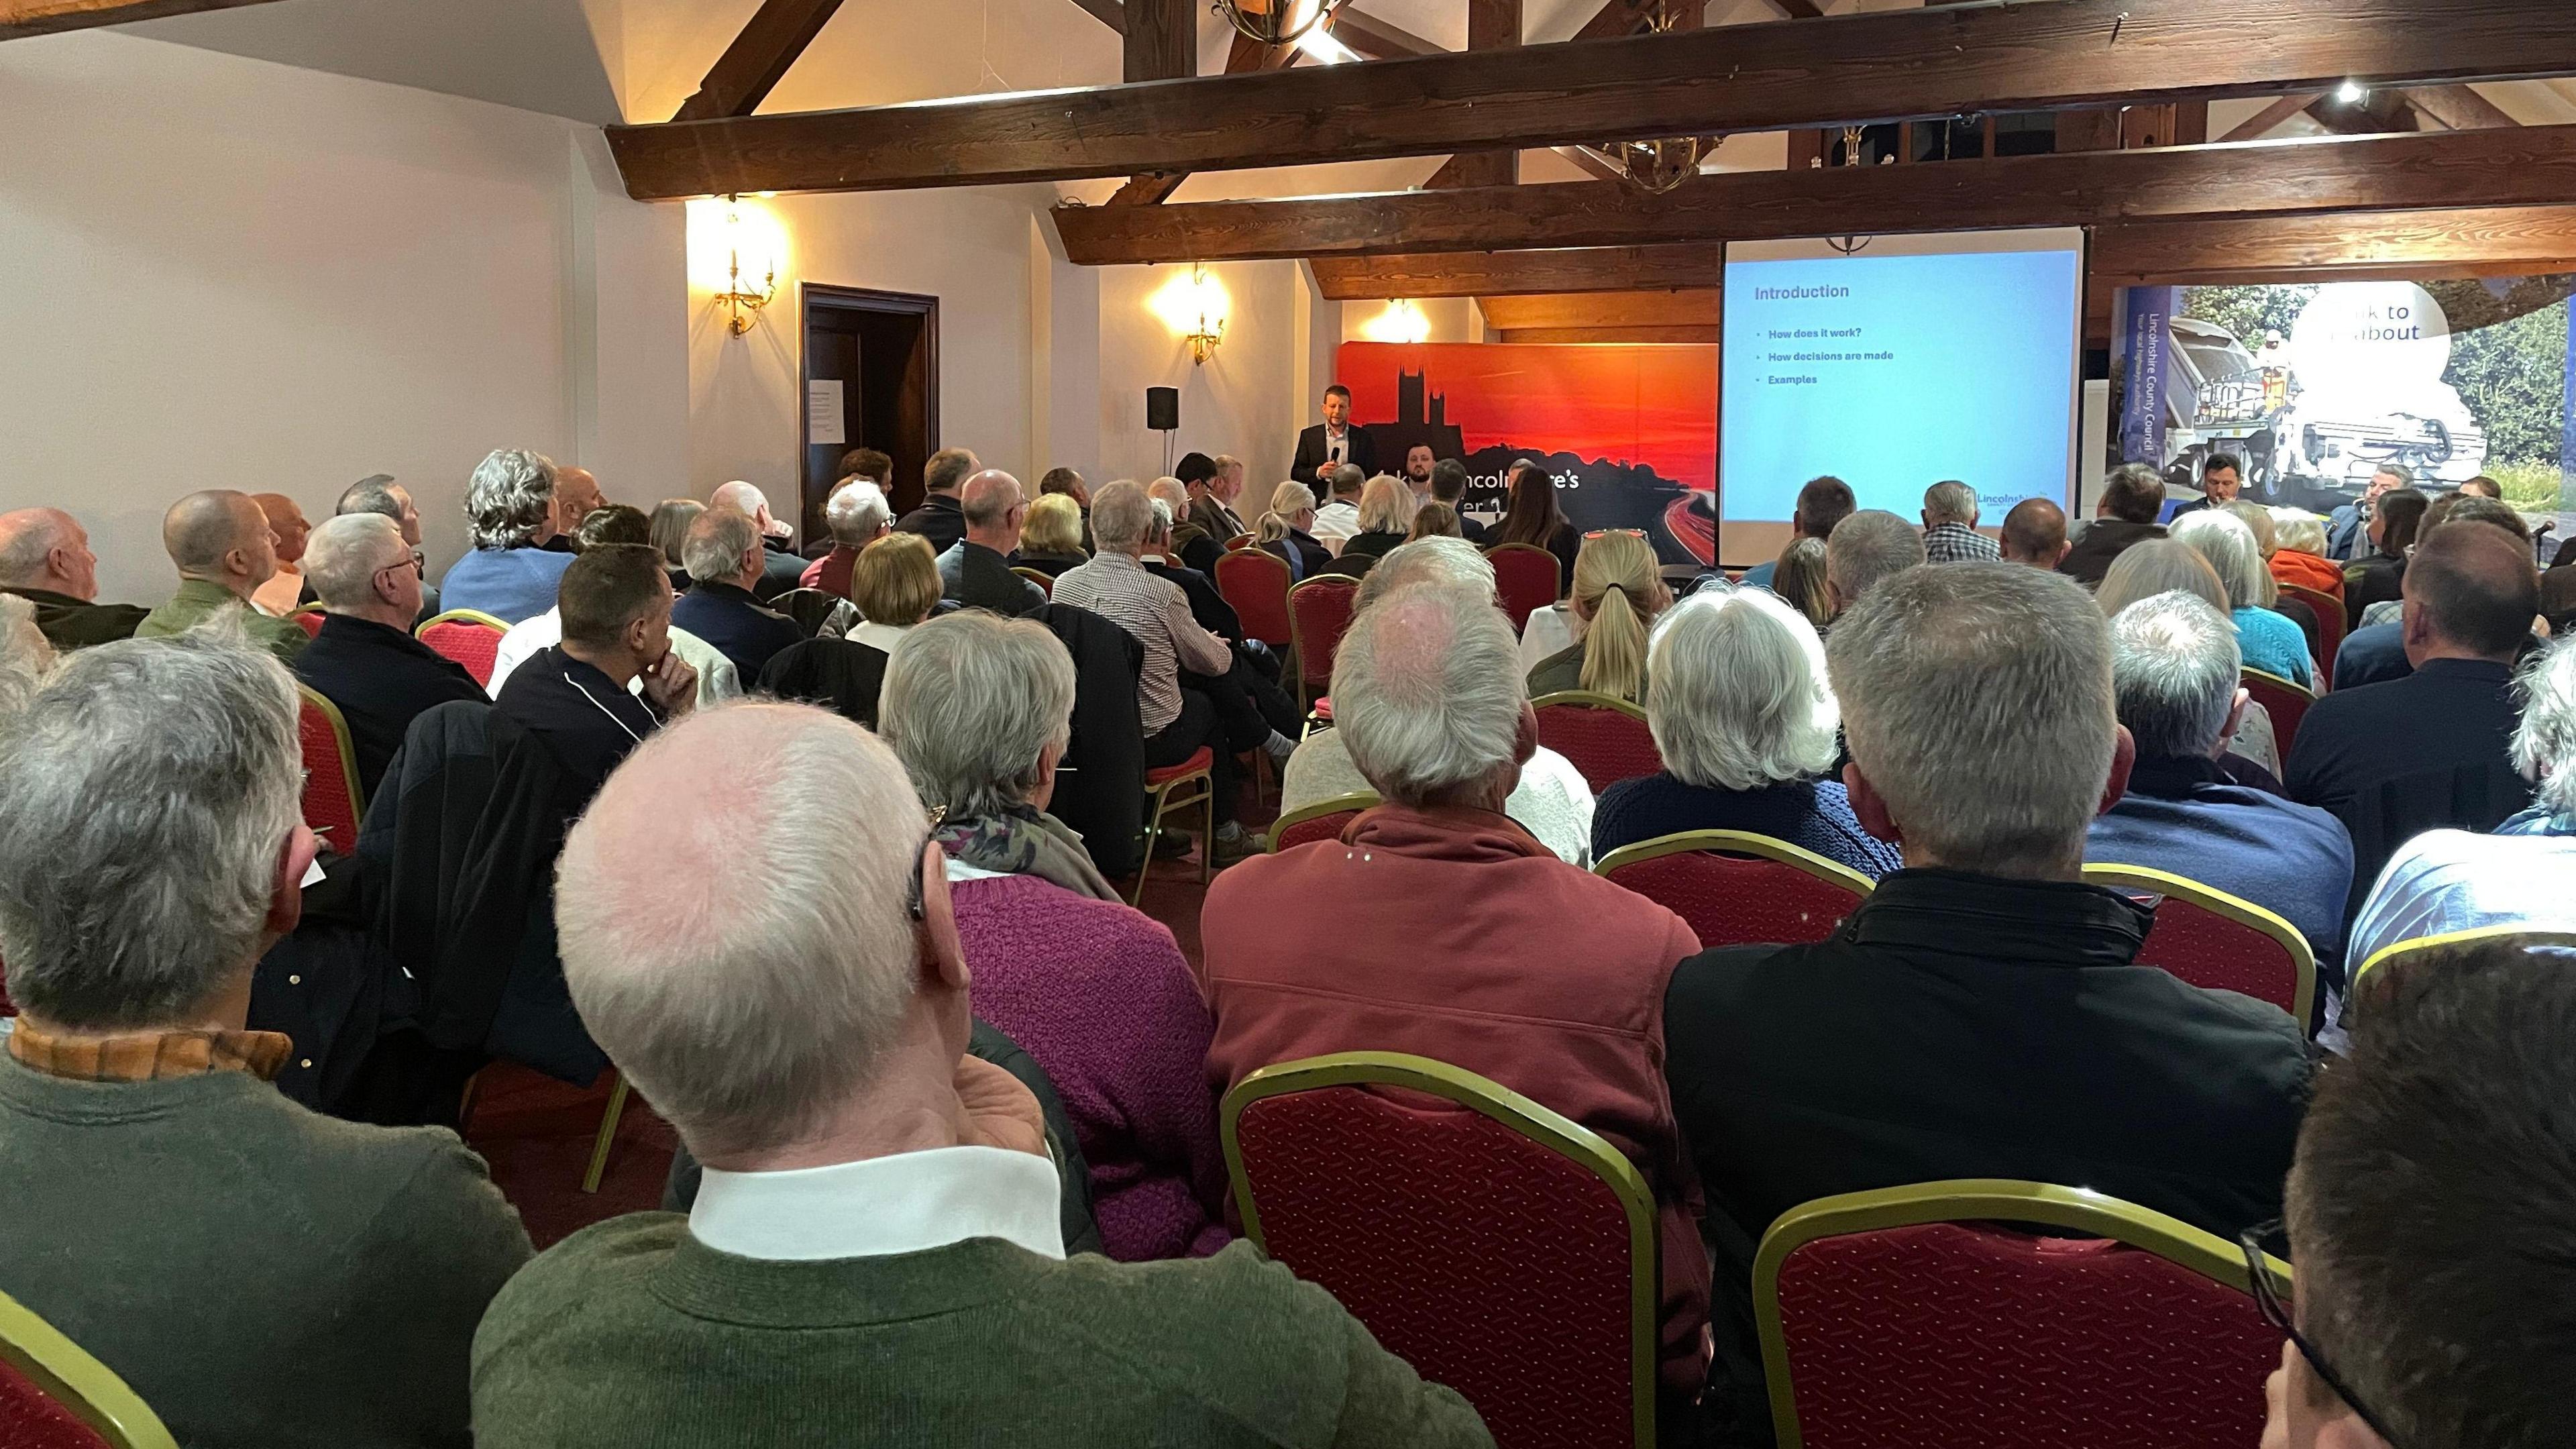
1254 482 1332 583
1526 529 1668 702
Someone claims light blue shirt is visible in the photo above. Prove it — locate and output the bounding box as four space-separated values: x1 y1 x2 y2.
2345 829 2576 974
437 546 574 627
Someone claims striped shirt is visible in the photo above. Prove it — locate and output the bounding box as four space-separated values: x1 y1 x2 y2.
1052 551 1232 735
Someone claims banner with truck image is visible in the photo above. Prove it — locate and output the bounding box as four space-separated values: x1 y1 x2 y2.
2109 276 2576 517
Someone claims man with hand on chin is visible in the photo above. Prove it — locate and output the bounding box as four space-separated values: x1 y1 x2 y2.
494 543 697 804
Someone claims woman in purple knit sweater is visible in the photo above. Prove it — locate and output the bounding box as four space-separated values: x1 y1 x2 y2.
879 610 1232 1261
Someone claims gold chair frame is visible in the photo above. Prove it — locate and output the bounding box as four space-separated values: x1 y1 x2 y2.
2352 926 2576 989
410 607 513 639
1130 756 1216 908
1285 574 1360 710
0 1288 179 1449
1594 828 1875 897
1265 792 1381 852
2083 863 2318 1026
293 685 367 849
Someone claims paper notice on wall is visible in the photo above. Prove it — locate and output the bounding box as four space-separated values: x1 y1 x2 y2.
808 380 846 447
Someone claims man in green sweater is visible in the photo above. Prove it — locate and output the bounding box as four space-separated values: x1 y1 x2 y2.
0 632 531 1447
476 702 1493 1449
134 488 309 663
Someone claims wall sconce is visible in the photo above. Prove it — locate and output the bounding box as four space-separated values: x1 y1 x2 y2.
1362 298 1433 345
1151 263 1230 366
688 195 786 337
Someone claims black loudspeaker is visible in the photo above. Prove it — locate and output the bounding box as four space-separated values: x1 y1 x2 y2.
1145 386 1181 431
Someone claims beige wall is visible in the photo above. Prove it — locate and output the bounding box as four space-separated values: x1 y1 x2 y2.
0 32 686 606
1095 260 1303 489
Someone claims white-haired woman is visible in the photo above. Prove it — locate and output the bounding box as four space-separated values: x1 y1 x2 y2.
2504 635 2576 837
1591 584 1902 876
2173 511 2315 687
1255 481 1331 582
1334 476 1417 570
2267 508 2345 602
879 610 1232 1263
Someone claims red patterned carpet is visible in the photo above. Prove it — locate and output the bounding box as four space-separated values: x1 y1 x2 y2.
474 803 1243 1246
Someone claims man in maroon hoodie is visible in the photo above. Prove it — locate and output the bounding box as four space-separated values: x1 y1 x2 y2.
1199 571 1710 1398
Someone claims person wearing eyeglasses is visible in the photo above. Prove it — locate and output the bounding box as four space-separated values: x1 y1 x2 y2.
290 511 484 801
2255 933 2576 1449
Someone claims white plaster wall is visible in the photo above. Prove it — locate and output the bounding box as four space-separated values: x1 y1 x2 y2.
1093 261 1303 488
0 32 687 605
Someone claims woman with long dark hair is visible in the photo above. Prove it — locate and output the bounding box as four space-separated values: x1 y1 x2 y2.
1493 460 1580 596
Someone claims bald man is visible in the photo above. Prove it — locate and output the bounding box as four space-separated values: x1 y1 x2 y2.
540 467 606 555
248 493 312 617
0 508 148 651
2000 498 2072 570
708 480 809 601
937 469 1046 616
136 490 307 662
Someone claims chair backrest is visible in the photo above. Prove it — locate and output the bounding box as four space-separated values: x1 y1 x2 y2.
2277 582 2343 688
295 686 365 851
1287 576 1360 694
2241 667 2314 759
1225 1053 1658 1449
1532 691 1662 792
1269 792 1379 851
1012 566 1055 598
1596 831 1873 949
1215 547 1295 647
1756 1180 2285 1449
2351 926 2576 995
288 604 327 639
413 609 511 689
1487 543 1562 631
769 587 849 637
2084 864 2316 1023
1224 531 1254 552
0 1289 179 1449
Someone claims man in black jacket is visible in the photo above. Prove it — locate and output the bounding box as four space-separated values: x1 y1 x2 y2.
671 508 803 683
2288 521 2538 926
1664 563 2312 1446
896 447 979 555
497 545 696 805
0 507 149 651
1288 384 1377 489
292 514 485 800
937 470 1046 616
2059 462 2171 588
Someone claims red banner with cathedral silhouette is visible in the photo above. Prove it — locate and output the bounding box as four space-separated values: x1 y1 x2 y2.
1336 341 1721 566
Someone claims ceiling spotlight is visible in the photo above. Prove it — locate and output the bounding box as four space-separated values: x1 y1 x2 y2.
2336 80 2368 105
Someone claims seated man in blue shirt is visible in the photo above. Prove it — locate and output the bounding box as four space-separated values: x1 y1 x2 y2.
2089 591 2355 987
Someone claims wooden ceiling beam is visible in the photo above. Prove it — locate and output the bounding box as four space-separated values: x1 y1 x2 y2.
1326 7 1439 60
606 0 2576 199
1768 0 1822 17
1055 124 2576 264
2406 83 2522 131
1422 0 1523 191
669 0 847 123
2217 93 2321 142
0 0 282 39
1313 245 1723 299
1479 290 1719 329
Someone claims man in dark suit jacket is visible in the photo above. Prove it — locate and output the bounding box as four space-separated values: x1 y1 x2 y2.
1288 385 1378 490
896 447 980 556
671 510 804 684
2059 462 2171 588
938 470 1046 616
292 515 487 800
2288 521 2539 928
1427 460 1491 545
496 545 696 807
0 508 149 651
2165 452 2243 522
1663 563 2310 1445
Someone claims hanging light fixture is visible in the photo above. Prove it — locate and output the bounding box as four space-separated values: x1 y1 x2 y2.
1213 0 1347 48
1590 3 1713 194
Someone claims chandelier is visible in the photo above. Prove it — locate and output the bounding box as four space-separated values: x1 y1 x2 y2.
1591 3 1711 193
1212 0 1347 46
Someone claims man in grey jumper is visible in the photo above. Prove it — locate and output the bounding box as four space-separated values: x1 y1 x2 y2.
0 629 531 1448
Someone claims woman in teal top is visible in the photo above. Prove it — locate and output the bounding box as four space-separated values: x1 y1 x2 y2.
2174 511 2315 688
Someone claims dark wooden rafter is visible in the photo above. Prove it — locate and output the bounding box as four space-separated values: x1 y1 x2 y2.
1312 245 1723 298
669 0 847 123
1123 0 1191 81
1055 124 2576 264
2218 93 2324 142
2402 83 2522 130
0 0 280 39
606 0 2576 199
1422 0 1523 191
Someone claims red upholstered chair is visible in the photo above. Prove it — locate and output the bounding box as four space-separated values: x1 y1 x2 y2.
0 1288 179 1449
1286 575 1360 708
2085 865 2316 1022
1129 747 1215 908
1596 831 1873 949
1267 792 1379 852
2278 582 2343 690
1224 532 1254 552
1012 566 1055 598
295 686 366 853
1756 1180 2286 1449
1532 691 1662 792
1224 1053 1658 1449
413 608 511 690
288 605 327 639
2242 667 2314 759
1215 547 1294 650
1487 543 1562 632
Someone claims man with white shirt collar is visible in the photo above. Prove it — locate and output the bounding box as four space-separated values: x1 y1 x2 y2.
475 702 1492 1449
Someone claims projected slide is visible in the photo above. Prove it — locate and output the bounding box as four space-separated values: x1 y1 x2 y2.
1719 229 2086 566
